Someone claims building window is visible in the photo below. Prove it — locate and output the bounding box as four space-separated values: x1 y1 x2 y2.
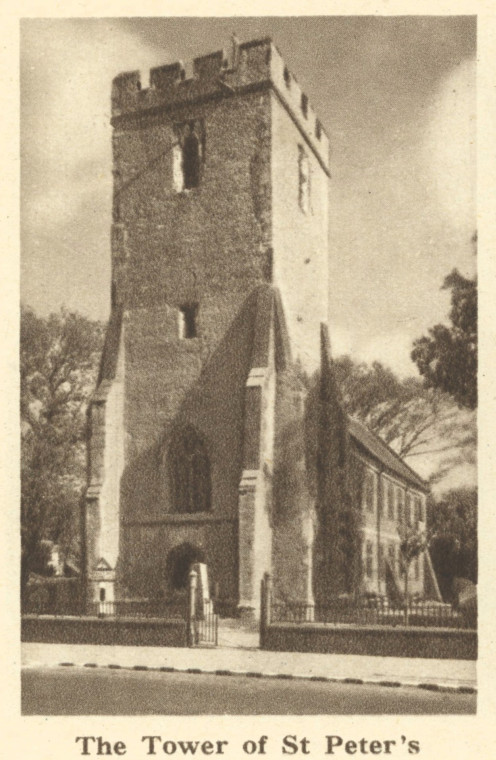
173 120 204 192
415 496 423 524
378 543 386 581
406 494 412 527
387 482 395 520
363 471 375 513
397 488 404 524
298 146 310 214
365 541 374 579
178 304 198 339
315 119 322 140
169 427 211 514
388 544 396 570
283 66 291 88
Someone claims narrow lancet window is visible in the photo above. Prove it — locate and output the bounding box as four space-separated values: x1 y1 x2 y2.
178 304 198 339
169 427 212 514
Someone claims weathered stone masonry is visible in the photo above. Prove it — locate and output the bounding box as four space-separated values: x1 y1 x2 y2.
84 38 330 615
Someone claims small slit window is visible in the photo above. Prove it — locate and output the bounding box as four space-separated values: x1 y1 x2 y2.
315 119 322 140
298 146 310 214
301 93 308 118
283 66 291 88
179 304 198 339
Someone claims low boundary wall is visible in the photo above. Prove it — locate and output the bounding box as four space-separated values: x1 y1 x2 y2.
262 622 477 660
22 615 187 648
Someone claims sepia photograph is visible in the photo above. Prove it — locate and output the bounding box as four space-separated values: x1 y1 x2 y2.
19 15 478 717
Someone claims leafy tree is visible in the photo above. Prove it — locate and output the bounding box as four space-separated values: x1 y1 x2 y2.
428 487 477 601
398 526 430 623
411 268 477 409
332 356 476 478
20 306 104 597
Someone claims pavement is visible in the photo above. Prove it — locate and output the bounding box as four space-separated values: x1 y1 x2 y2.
21 620 477 694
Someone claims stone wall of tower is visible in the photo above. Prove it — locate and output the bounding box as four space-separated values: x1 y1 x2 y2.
270 93 329 372
111 70 275 601
86 37 331 609
269 46 329 373
119 292 261 602
85 311 125 605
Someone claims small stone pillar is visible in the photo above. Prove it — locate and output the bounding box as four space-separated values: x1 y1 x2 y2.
302 512 315 622
192 562 211 619
260 572 272 648
187 569 198 647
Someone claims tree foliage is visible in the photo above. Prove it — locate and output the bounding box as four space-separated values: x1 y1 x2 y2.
428 487 477 601
21 306 104 594
398 525 431 620
411 269 477 409
331 356 476 483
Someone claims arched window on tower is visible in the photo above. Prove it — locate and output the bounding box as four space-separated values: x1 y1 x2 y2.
183 127 201 189
173 120 204 192
169 427 212 514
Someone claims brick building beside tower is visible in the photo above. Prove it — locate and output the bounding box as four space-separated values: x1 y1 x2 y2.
84 37 438 618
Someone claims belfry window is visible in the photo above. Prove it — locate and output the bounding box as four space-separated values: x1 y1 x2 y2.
173 120 204 192
178 304 198 339
183 129 200 188
169 427 212 514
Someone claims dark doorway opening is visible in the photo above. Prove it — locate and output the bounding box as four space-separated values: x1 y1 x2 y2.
166 543 206 591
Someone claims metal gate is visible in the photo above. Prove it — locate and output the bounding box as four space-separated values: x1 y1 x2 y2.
193 606 219 647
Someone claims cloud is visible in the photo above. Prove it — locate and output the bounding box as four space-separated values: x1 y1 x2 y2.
22 20 169 233
422 58 476 236
356 331 418 378
21 19 171 316
330 325 419 379
327 324 356 359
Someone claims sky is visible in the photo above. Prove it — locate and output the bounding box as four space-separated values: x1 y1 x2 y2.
20 16 476 379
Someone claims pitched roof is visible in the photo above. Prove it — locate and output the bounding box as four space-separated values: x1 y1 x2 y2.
348 417 428 492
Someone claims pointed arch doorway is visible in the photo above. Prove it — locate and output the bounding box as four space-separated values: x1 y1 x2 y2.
166 542 206 593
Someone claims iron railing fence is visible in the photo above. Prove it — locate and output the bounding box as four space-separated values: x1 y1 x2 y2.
270 598 475 630
86 599 187 619
193 607 219 646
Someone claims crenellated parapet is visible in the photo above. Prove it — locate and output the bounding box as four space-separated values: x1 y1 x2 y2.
111 37 329 170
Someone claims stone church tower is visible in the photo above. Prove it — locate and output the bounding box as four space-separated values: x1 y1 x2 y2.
84 37 330 616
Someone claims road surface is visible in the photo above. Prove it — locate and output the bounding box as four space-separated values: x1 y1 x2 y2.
22 667 476 715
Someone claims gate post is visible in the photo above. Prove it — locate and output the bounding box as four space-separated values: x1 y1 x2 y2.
260 572 272 649
187 569 198 647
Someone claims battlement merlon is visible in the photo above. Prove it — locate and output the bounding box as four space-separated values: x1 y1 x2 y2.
111 37 330 173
